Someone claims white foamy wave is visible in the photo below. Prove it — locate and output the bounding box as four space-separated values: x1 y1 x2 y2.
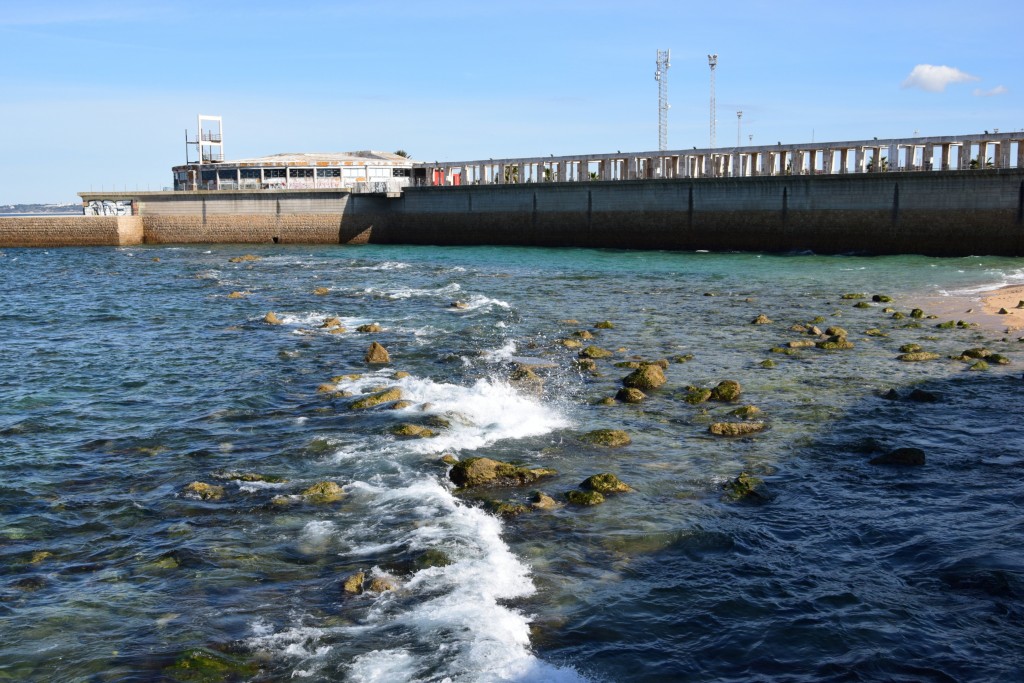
364 283 462 300
353 260 412 271
332 373 570 455
482 340 518 362
447 293 512 312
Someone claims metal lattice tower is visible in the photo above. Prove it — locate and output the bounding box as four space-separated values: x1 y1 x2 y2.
655 49 671 151
708 54 718 148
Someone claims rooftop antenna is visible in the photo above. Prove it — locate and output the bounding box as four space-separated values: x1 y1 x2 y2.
655 49 671 151
708 54 718 148
736 111 743 148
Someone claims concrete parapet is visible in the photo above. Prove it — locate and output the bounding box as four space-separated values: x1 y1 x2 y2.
0 216 142 247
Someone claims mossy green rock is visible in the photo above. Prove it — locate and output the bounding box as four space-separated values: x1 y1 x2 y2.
817 339 855 350
580 429 632 447
968 360 990 371
530 491 562 510
709 380 742 402
729 405 761 419
759 359 777 368
910 308 925 319
854 302 873 309
162 648 259 683
415 549 453 569
350 387 402 409
898 352 941 362
673 354 695 363
899 343 923 353
581 473 632 494
722 472 771 503
864 328 886 336
615 387 647 403
572 330 595 339
574 358 598 373
751 314 773 324
182 482 224 501
683 387 712 404
709 421 766 436
449 457 557 488
872 294 893 303
579 345 614 359
485 500 531 517
622 364 666 390
936 320 956 329
840 293 866 300
960 348 991 359
989 354 1010 365
565 490 605 506
594 320 615 329
390 424 436 438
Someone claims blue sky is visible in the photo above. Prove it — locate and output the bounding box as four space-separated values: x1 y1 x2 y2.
1 0 1021 203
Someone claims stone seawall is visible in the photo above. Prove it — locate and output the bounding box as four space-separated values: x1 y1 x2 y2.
142 214 343 244
345 170 1024 256
0 216 143 247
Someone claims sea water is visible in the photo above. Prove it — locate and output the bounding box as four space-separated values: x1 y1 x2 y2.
1 245 1023 682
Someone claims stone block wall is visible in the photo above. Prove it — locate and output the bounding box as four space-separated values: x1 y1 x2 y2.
142 213 343 244
0 216 142 247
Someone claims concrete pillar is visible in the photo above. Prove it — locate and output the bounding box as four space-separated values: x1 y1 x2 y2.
997 142 1010 168
1017 141 1024 169
959 142 972 170
923 144 934 171
978 141 988 168
940 143 951 170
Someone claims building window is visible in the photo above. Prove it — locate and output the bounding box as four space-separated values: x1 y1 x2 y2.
392 168 411 177
240 169 260 179
289 168 314 178
316 168 341 177
264 169 286 179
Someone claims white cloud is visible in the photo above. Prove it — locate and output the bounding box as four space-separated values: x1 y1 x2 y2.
901 64 980 92
973 85 1008 97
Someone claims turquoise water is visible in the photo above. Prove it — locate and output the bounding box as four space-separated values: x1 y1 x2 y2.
2 244 1023 682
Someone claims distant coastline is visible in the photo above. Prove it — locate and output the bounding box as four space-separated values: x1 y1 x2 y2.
0 203 82 216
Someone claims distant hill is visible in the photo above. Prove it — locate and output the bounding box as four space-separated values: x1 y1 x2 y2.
0 203 83 215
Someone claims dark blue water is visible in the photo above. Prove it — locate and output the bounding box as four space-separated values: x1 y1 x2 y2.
1 245 1022 682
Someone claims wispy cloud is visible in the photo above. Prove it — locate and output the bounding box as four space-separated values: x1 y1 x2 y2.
901 64 979 92
973 85 1008 97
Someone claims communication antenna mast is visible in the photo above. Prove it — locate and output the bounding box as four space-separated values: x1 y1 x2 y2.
737 111 743 147
655 49 671 151
708 54 718 148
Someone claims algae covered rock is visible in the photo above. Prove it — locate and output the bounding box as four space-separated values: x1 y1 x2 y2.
228 254 262 263
622 364 666 390
709 380 742 402
722 472 771 503
579 345 614 359
572 330 595 339
162 648 259 683
751 314 773 325
226 291 247 299
729 405 761 419
709 422 767 436
390 424 436 438
182 481 224 501
897 352 941 362
899 343 923 353
594 320 615 329
560 338 584 349
840 293 866 300
364 342 391 364
872 294 893 303
910 308 925 319
350 387 402 409
615 387 647 404
869 447 925 466
816 338 855 350
565 490 605 506
415 549 452 569
367 577 396 593
788 340 816 348
574 358 598 373
448 457 556 488
759 359 777 369
581 473 632 494
968 360 990 371
301 481 344 503
683 387 712 404
342 571 365 594
313 286 330 296
263 311 283 325
357 323 382 333
485 500 531 517
579 429 631 447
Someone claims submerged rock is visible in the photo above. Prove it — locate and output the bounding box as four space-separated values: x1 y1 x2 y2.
415 549 452 569
683 387 712 404
226 291 247 299
162 648 259 682
572 330 595 339
751 314 773 325
321 317 343 329
580 473 632 494
759 359 777 368
182 481 224 501
579 429 631 447
485 500 531 517
367 577 396 593
594 320 615 329
313 286 330 296
301 481 344 503
869 447 926 466
729 405 761 419
228 254 262 263
722 472 771 503
448 457 556 488
263 311 283 325
907 388 939 402
357 323 382 333
622 364 666 390
574 358 598 373
560 338 584 349
709 422 766 436
899 343 923 353
968 360 990 371
364 342 391 364
872 294 893 303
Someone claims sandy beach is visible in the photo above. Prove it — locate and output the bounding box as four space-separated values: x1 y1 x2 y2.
904 284 1024 335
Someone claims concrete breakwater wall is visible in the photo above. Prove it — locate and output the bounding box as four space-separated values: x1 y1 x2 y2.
0 215 143 247
344 170 1024 256
4 171 1022 255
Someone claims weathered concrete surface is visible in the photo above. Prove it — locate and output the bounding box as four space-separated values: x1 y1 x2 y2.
344 170 1024 256
0 216 142 247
